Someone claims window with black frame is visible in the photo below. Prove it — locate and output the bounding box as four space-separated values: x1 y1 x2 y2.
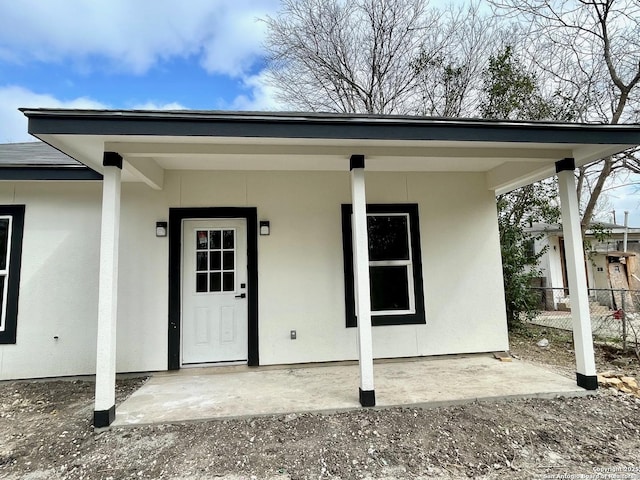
341 204 425 327
0 205 25 344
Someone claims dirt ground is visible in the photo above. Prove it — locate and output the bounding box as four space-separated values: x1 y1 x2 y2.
2 325 640 480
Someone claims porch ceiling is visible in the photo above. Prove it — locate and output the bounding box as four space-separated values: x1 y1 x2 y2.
22 109 640 193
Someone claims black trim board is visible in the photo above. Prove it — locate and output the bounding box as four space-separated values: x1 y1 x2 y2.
359 388 376 407
555 157 575 173
0 205 25 345
577 373 598 390
24 110 640 145
350 154 365 170
168 207 259 370
0 167 102 181
103 151 123 169
341 204 426 327
93 405 115 428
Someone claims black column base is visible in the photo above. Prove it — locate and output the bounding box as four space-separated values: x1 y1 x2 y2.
93 405 116 428
577 373 598 390
359 388 376 407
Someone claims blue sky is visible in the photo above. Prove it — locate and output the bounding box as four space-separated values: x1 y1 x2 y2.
0 0 638 225
0 0 282 142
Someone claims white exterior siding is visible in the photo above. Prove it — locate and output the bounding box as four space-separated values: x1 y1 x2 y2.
410 172 508 358
535 234 566 291
116 183 169 373
0 182 101 379
547 236 566 290
0 170 509 380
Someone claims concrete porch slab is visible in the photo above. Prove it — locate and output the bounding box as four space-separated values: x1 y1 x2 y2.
113 354 587 427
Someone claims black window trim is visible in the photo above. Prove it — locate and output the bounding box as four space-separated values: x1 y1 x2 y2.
0 205 25 344
341 203 426 327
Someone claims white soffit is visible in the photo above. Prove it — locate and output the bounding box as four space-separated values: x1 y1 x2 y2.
37 133 637 191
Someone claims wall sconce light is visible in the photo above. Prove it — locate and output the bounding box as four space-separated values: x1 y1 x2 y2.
260 221 270 236
156 221 168 237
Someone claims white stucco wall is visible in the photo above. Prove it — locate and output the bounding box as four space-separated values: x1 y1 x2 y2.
0 182 101 379
0 170 509 380
0 181 171 380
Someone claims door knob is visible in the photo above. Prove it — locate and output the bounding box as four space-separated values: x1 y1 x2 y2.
235 293 246 299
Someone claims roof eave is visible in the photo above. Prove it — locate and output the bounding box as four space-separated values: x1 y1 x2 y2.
22 108 640 145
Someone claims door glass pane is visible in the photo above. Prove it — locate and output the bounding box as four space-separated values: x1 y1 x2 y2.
367 215 409 261
210 272 222 292
196 273 207 293
209 251 221 271
222 272 234 292
210 230 221 249
223 230 234 249
369 265 410 311
223 251 234 270
196 252 208 271
193 226 238 294
196 231 208 250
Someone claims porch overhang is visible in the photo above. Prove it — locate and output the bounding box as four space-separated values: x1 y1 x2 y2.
18 108 640 427
21 109 640 194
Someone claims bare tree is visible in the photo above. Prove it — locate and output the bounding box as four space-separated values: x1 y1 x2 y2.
488 0 640 232
263 0 448 114
414 1 509 117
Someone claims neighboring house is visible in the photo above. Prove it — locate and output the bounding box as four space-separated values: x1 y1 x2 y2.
530 222 640 308
1 109 639 427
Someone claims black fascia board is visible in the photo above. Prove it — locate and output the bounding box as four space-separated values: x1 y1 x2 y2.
0 167 102 181
23 110 640 145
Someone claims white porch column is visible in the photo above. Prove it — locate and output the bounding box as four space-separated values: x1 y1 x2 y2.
350 154 375 407
556 158 597 390
94 152 123 427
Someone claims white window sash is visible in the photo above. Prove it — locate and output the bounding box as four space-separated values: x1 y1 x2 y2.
0 215 13 332
370 264 416 316
366 213 415 316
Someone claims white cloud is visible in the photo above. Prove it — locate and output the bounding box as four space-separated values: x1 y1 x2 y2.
226 71 284 111
0 86 197 142
131 101 187 111
0 86 108 143
0 0 279 77
199 6 271 77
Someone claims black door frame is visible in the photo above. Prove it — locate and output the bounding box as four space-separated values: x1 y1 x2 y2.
168 207 259 370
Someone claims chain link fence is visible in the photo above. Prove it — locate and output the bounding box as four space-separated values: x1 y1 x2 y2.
527 287 640 351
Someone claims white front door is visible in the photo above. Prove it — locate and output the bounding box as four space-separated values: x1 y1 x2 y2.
182 219 248 365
